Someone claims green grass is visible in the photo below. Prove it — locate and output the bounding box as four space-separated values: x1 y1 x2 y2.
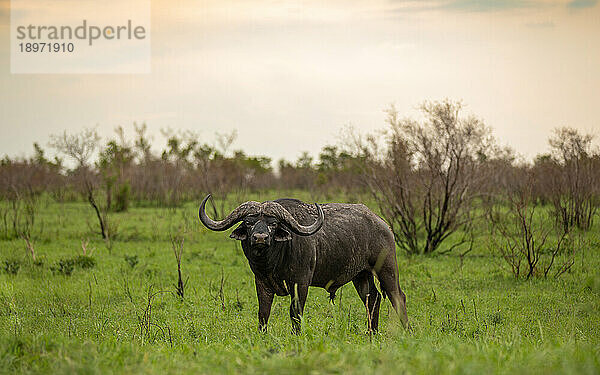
1 195 599 374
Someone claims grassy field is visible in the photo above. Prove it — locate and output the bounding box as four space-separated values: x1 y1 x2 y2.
1 193 599 374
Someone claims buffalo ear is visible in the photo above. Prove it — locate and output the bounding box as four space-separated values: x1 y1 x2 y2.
230 225 247 240
274 226 292 242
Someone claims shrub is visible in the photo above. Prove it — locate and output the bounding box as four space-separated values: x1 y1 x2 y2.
32 257 45 267
73 255 96 269
3 259 21 275
114 182 131 212
124 254 139 268
51 255 96 275
51 258 75 276
487 174 574 279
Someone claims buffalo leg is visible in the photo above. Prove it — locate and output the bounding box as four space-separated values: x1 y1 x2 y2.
376 258 409 329
289 283 308 334
255 277 274 332
352 270 381 333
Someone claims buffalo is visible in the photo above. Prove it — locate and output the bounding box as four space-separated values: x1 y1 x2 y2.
199 194 408 334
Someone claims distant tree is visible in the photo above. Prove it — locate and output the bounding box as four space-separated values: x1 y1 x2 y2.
49 128 111 240
0 143 63 254
315 145 362 192
278 152 318 192
546 127 599 231
133 122 153 164
49 128 100 169
215 130 237 157
97 127 135 212
296 152 313 170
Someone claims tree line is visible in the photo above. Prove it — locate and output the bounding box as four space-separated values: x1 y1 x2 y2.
1 100 599 276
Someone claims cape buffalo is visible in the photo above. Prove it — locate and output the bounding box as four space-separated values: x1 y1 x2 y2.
199 194 408 334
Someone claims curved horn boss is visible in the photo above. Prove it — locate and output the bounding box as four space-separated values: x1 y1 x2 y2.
198 194 262 231
199 195 324 235
261 201 323 236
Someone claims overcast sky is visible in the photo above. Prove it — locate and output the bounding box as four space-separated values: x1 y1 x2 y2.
1 0 599 163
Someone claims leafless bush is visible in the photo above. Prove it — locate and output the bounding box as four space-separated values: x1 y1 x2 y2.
50 128 114 240
170 232 188 299
209 269 227 311
15 192 41 264
49 129 100 168
356 100 494 254
0 159 47 259
23 236 36 262
533 127 600 232
135 285 172 345
81 238 94 256
0 153 55 240
487 172 574 279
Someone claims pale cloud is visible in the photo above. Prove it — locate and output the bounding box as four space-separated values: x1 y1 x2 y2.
388 0 543 13
443 0 542 12
384 0 599 15
567 0 598 8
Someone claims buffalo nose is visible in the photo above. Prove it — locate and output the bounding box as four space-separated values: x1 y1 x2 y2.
252 233 268 243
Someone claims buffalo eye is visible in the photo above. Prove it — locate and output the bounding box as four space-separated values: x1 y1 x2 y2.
265 217 278 228
244 217 258 226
